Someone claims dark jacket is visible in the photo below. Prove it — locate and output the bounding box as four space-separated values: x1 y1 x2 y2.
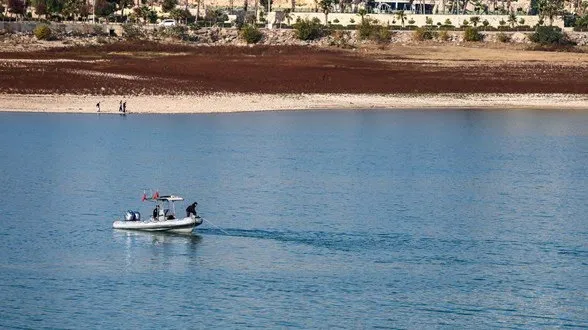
186 203 197 215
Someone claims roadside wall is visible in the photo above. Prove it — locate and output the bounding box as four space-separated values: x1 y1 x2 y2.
277 13 564 28
0 22 123 35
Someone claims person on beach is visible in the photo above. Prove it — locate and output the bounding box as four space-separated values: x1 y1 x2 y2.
186 202 198 218
96 102 100 112
119 100 123 112
122 101 126 113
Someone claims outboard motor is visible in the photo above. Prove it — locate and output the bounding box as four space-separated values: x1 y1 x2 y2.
125 211 135 221
125 210 141 221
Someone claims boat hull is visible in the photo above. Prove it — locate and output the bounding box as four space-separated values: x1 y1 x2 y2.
113 216 203 233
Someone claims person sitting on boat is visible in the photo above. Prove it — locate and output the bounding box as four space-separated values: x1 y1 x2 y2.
186 202 198 218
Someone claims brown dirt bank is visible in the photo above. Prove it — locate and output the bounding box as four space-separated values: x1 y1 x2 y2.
1 42 588 95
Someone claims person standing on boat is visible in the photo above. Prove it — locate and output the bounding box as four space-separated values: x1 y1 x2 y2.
186 202 198 218
153 205 160 220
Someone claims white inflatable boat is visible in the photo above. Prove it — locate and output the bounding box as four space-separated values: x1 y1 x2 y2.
112 194 203 233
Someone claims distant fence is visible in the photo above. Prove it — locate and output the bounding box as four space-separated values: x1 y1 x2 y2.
0 21 123 35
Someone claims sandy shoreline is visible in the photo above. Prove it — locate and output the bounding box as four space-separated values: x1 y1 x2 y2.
1 93 588 113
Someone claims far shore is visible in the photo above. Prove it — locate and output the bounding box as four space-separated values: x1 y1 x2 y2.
1 93 588 113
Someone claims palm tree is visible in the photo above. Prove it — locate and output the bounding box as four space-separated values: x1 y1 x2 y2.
461 0 469 13
195 0 201 23
469 15 480 26
285 8 294 26
357 8 366 24
291 0 295 11
319 0 333 24
507 11 517 27
395 10 406 27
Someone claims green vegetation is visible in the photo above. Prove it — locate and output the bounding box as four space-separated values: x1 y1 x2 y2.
161 0 178 13
482 19 490 29
122 24 145 39
165 25 189 40
575 14 588 31
318 0 334 25
437 30 451 41
529 25 574 45
396 10 407 27
293 17 326 41
463 27 483 41
240 24 263 44
33 24 52 40
469 16 480 27
496 32 511 43
508 13 518 28
413 26 436 41
357 17 391 44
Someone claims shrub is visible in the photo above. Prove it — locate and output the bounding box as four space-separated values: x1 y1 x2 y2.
373 25 392 43
470 16 480 27
330 30 354 49
357 18 391 43
92 24 107 36
240 24 263 44
293 18 325 41
529 26 574 45
575 14 588 30
122 23 145 40
168 25 189 40
33 24 52 40
413 26 435 41
463 27 483 41
496 32 510 43
440 24 455 30
438 30 451 41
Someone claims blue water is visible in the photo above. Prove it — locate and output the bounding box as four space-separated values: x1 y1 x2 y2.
0 109 586 328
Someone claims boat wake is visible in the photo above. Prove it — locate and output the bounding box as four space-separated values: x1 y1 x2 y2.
197 228 411 252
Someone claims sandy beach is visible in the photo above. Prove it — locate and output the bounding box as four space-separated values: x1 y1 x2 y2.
2 93 587 113
1 42 587 112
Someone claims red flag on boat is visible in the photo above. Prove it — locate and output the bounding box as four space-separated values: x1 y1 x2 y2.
152 191 159 199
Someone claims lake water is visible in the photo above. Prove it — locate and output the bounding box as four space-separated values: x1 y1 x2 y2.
0 109 586 328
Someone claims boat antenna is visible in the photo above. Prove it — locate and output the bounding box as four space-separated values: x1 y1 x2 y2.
202 217 230 236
